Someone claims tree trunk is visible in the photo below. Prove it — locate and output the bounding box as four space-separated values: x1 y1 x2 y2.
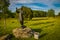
3 8 6 29
4 15 6 29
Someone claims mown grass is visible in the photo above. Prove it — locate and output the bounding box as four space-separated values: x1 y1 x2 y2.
0 17 60 40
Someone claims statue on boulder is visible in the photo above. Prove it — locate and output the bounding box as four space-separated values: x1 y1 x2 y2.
16 7 26 29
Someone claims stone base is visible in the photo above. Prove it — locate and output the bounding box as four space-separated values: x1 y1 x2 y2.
12 27 33 38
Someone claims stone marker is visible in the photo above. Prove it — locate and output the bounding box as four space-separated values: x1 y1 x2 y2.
34 32 40 40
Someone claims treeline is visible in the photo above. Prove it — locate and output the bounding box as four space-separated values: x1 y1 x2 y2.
0 10 16 18
16 6 56 19
0 6 60 19
33 10 47 17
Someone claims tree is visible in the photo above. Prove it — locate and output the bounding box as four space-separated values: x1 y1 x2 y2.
0 0 10 28
29 10 33 20
7 10 16 18
16 6 33 20
47 9 55 17
21 6 33 20
58 12 60 16
32 10 47 17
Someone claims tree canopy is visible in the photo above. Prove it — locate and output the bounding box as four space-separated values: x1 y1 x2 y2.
58 12 60 16
16 6 33 20
0 0 10 18
47 9 55 17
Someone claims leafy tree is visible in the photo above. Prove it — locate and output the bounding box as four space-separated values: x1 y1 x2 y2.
29 10 33 20
0 0 10 27
21 6 33 20
7 10 16 18
47 9 55 17
33 10 47 17
58 12 60 16
16 6 33 20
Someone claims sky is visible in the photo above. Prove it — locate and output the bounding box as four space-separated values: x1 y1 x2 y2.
9 0 60 15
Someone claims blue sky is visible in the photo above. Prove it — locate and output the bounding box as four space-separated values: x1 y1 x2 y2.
9 0 60 15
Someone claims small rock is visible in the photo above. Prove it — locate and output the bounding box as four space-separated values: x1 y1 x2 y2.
0 34 8 40
5 34 13 40
34 32 40 40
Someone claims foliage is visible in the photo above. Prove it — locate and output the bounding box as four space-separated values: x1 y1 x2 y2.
7 10 16 18
16 6 48 20
33 10 47 17
0 0 10 18
16 6 33 20
0 0 16 18
58 12 60 16
0 0 10 12
47 9 55 17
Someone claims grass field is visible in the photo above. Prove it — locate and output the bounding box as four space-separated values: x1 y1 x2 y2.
0 17 60 40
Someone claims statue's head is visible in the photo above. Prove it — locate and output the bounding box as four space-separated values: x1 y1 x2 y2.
16 7 23 13
16 8 20 13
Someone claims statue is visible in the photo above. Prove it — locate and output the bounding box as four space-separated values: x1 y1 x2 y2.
19 8 24 26
16 7 26 28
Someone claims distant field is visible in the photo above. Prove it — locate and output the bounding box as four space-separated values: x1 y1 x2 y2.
0 17 60 40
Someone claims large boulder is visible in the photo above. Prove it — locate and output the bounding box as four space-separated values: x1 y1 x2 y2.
12 27 33 38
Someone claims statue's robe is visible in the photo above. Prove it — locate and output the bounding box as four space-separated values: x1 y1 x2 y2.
19 10 24 26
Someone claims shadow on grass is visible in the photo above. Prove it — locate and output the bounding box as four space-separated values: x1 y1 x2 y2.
32 29 42 33
39 33 48 38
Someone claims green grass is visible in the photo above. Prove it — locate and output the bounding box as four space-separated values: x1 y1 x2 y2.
0 17 60 40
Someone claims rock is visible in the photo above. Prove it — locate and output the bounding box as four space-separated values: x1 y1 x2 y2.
34 32 40 39
12 27 32 38
5 34 13 40
13 27 40 39
0 34 8 40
